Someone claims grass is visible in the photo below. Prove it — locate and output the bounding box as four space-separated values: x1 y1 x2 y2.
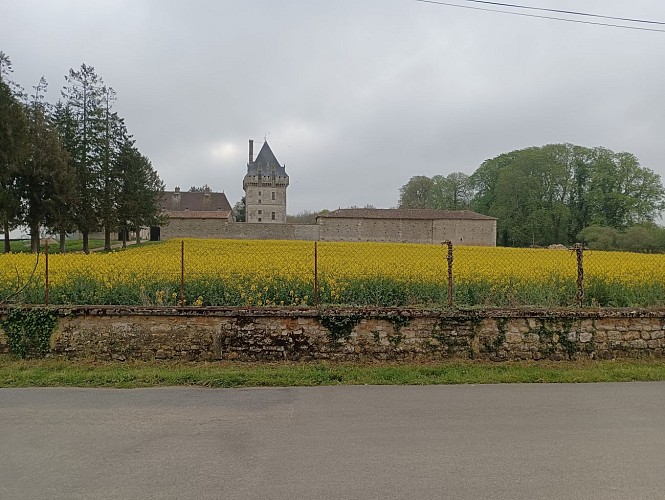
2 356 665 388
6 239 106 254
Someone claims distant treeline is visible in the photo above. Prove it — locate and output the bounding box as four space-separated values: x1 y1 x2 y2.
0 52 164 254
399 144 665 249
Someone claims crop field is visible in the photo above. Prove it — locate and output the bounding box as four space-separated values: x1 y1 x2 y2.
0 238 664 307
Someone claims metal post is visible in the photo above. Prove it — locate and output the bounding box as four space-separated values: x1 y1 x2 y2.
314 241 319 307
180 240 185 307
574 243 584 307
45 239 49 306
444 240 453 307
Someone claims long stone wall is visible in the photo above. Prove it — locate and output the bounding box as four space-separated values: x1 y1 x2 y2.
2 307 665 361
160 220 320 241
317 218 496 246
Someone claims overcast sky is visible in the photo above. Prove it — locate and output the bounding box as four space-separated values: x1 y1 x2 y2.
3 0 665 214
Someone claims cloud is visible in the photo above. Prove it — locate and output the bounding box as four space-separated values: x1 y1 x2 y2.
2 0 664 213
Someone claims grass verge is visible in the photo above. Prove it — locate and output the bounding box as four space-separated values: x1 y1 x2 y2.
2 356 665 388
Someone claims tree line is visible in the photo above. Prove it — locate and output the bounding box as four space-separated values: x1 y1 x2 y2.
399 144 665 248
0 52 164 254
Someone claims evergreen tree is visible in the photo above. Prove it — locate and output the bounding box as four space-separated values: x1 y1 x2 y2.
116 141 165 247
61 64 105 254
98 86 128 250
19 77 72 252
0 52 28 253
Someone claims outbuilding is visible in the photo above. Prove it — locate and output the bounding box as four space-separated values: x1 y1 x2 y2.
316 208 496 246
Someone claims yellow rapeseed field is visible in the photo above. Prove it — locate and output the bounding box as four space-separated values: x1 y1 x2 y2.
1 239 664 307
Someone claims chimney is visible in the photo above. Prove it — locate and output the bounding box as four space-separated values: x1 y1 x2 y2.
249 139 254 163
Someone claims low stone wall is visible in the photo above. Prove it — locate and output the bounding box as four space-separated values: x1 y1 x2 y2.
160 221 320 241
2 307 665 362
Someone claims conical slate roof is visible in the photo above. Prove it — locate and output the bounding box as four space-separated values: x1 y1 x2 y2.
246 141 287 176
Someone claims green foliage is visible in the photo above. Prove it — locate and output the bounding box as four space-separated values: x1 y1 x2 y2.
5 273 665 309
0 54 161 255
319 314 362 346
116 141 165 244
233 197 246 222
399 173 472 210
1 308 58 359
6 358 665 388
578 224 665 253
398 144 665 248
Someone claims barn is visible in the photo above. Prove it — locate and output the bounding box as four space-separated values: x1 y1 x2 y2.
316 208 496 246
156 187 234 240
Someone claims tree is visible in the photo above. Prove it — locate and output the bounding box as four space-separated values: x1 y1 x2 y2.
19 77 72 252
51 100 80 252
398 176 434 208
116 141 165 247
189 184 211 192
233 197 246 222
60 64 106 254
429 173 472 210
98 86 128 250
0 52 28 253
469 144 665 247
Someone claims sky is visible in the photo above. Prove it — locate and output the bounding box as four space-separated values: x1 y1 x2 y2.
2 0 665 215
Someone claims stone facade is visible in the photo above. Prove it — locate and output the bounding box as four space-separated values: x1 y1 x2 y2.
159 221 320 241
317 209 497 246
2 306 665 362
243 140 289 224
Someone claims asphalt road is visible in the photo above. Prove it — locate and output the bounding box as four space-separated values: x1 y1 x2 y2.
2 383 665 500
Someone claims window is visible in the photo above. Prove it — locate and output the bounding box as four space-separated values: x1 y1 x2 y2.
258 191 262 196
258 210 262 215
271 192 275 200
258 217 262 222
271 212 275 220
258 199 261 204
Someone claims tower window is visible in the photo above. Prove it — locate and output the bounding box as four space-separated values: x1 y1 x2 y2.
258 191 262 196
271 192 275 200
258 199 261 204
258 210 262 215
271 212 275 220
258 217 262 222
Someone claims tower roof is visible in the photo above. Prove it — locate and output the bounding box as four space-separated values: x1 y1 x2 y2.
247 141 287 176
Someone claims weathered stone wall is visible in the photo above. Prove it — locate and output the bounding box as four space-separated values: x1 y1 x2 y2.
2 307 665 361
317 218 496 246
432 219 497 246
160 220 320 241
245 184 287 224
153 217 495 246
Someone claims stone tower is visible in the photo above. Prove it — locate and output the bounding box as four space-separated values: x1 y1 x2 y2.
243 139 289 223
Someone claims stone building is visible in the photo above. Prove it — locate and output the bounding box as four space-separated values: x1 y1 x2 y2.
243 140 289 223
157 186 234 241
316 208 497 246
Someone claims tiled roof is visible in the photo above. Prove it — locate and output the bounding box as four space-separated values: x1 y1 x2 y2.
161 191 232 212
246 141 287 177
164 210 232 220
318 208 496 220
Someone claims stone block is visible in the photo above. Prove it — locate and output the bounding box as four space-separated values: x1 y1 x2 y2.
579 331 593 343
505 332 523 344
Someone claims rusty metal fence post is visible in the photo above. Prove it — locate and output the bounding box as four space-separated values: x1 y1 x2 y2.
573 243 584 307
180 240 185 307
443 240 453 307
45 239 49 306
314 241 319 307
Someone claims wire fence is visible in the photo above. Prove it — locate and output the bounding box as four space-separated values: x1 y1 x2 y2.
1 238 665 308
